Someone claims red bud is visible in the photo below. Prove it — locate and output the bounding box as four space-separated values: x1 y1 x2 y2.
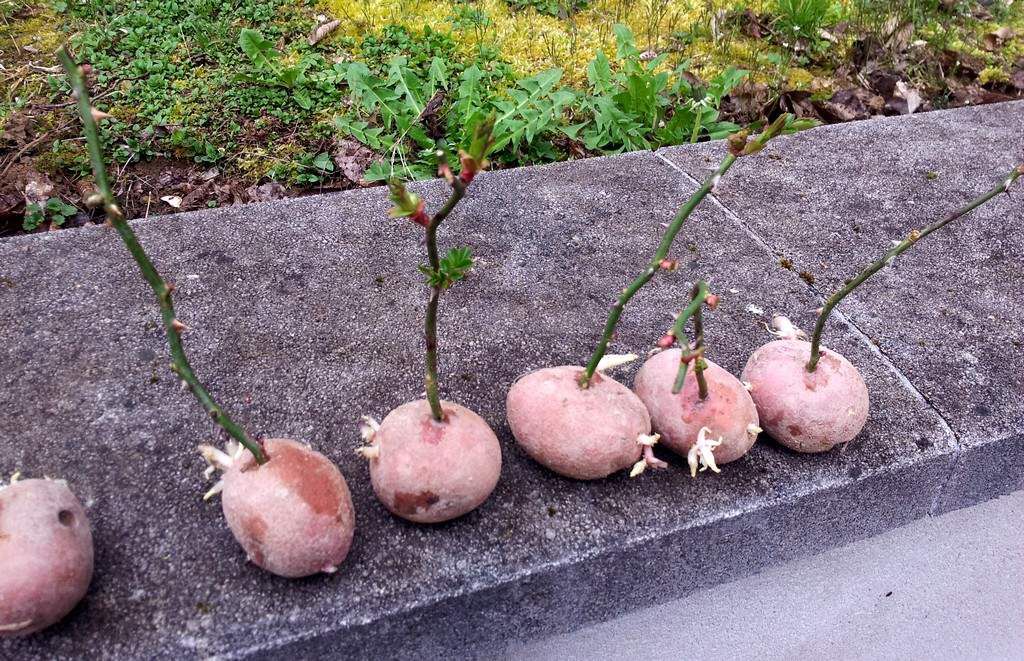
704 293 720 309
657 334 675 348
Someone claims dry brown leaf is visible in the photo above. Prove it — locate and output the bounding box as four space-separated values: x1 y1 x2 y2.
308 19 341 46
332 137 375 184
983 27 1015 52
895 81 923 114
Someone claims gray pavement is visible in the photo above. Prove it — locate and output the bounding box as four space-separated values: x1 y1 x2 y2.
514 488 1024 661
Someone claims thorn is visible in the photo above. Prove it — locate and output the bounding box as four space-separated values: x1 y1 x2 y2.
90 106 113 122
171 319 188 333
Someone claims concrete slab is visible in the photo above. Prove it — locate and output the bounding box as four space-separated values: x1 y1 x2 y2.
0 104 1010 657
659 101 1024 513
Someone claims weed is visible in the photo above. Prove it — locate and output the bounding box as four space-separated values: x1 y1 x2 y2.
23 197 77 231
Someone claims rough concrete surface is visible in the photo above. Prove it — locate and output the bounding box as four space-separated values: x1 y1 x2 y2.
0 103 1020 658
513 488 1024 661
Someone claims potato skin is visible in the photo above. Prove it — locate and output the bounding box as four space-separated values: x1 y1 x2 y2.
221 438 356 578
741 340 869 453
0 479 93 637
369 399 502 523
506 365 650 480
634 351 759 464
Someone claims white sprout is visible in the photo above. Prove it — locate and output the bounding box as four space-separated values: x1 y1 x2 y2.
197 440 244 501
630 433 668 477
356 416 381 461
596 353 639 373
687 427 723 478
766 315 807 341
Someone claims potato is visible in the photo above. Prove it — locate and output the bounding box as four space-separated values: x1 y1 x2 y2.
363 399 501 524
0 478 93 637
634 350 760 469
220 438 356 578
741 340 869 453
506 365 650 480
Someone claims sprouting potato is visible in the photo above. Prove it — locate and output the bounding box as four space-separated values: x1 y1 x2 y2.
361 400 501 524
635 350 760 469
0 478 93 637
742 339 869 453
506 365 651 480
208 439 356 578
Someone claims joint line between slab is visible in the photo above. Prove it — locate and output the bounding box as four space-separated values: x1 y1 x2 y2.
660 154 962 512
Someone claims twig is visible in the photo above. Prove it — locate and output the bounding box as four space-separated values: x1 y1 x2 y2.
668 281 713 396
580 114 815 387
807 163 1024 372
388 118 495 421
58 47 268 464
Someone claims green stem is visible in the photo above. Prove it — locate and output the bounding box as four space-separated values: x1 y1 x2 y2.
423 178 467 421
807 164 1024 372
670 281 710 395
579 153 737 387
59 48 267 464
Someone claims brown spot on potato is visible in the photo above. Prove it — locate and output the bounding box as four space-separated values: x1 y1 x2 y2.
58 510 75 527
242 514 267 566
392 491 440 515
788 424 802 437
270 443 341 516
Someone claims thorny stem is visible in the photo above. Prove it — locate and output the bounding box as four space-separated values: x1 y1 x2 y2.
579 154 737 387
424 178 467 421
670 282 711 396
807 163 1024 372
578 114 813 388
59 49 267 464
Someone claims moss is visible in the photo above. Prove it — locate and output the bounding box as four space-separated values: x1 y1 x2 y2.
323 0 740 84
978 66 1009 85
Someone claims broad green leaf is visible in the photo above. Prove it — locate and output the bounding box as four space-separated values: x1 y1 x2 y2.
238 28 278 70
387 57 424 116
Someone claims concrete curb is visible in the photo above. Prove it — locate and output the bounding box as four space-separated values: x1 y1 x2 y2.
1 102 1021 658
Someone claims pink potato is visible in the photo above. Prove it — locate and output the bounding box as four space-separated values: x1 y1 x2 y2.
506 365 651 480
0 478 93 637
634 350 760 467
363 400 502 524
220 438 356 578
741 340 869 453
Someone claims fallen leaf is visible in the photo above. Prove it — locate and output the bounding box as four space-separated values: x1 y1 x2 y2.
885 21 914 52
983 27 1015 52
308 19 341 46
817 87 883 122
23 170 53 204
160 195 182 208
1 112 34 146
895 81 923 114
332 137 376 184
1012 69 1024 91
245 182 287 203
722 80 769 124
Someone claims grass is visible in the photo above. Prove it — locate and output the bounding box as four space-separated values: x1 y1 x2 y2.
0 0 1022 233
